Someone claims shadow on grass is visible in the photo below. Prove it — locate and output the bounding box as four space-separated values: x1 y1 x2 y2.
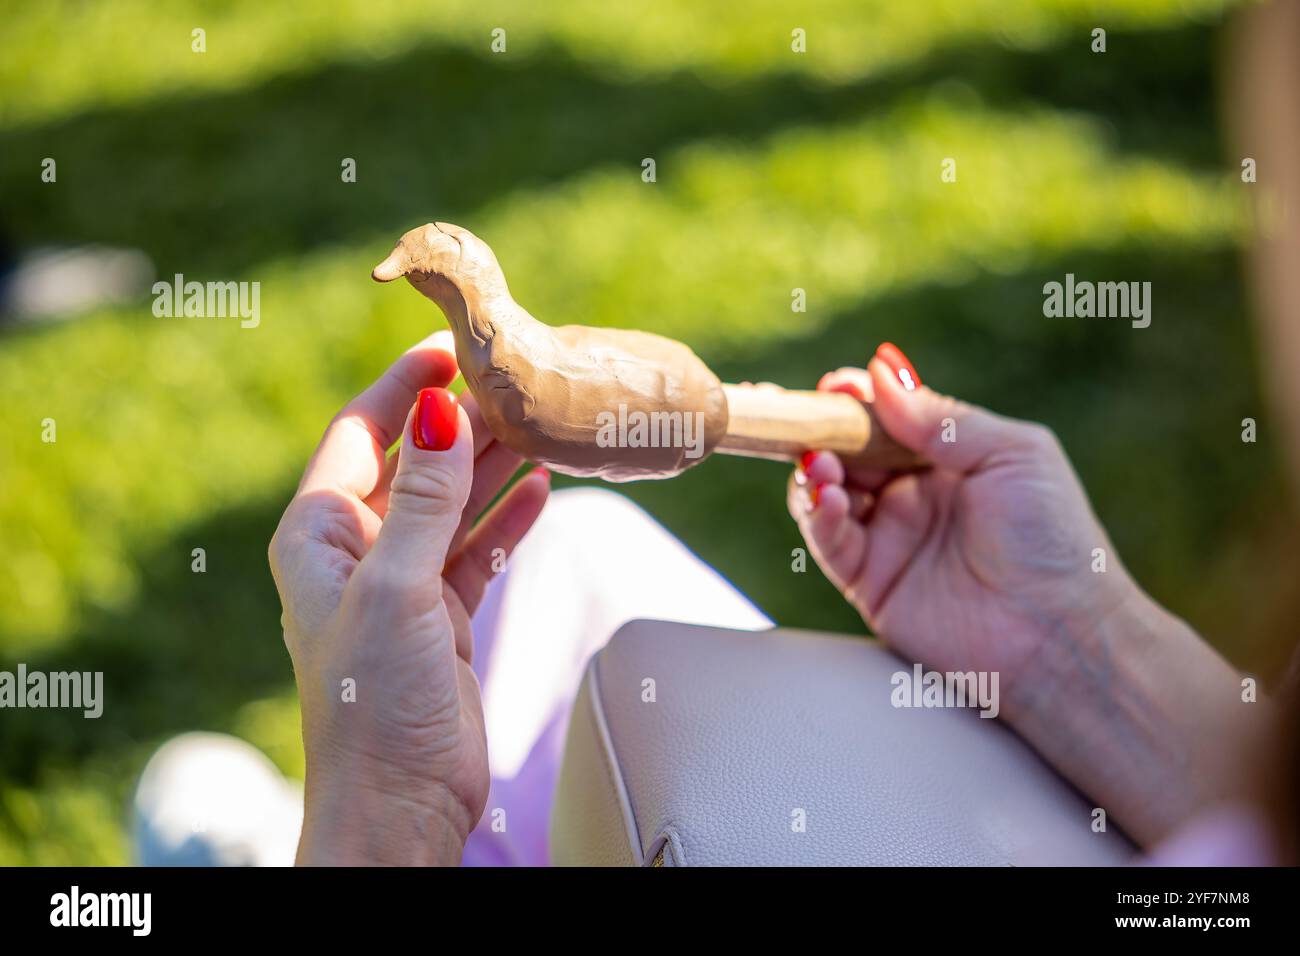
0 497 291 785
4 238 1288 794
0 20 1224 284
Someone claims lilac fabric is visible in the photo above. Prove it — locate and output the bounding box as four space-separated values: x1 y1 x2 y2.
456 489 771 866
461 564 568 866
1142 805 1276 867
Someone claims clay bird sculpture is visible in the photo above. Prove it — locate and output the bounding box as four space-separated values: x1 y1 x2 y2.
373 221 919 481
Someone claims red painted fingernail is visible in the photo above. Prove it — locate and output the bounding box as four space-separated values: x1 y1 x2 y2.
531 465 551 482
414 387 458 451
876 342 921 391
799 450 818 473
810 482 827 509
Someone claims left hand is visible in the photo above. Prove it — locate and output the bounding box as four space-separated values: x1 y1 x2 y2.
787 343 1256 845
269 330 550 865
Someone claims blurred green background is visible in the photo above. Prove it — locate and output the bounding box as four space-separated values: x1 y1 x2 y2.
0 0 1292 863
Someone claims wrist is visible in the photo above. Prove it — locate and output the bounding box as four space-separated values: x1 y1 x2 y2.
1009 582 1258 846
1003 576 1153 724
296 750 473 866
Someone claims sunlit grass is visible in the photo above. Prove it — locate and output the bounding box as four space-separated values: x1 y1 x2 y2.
0 777 127 866
0 0 1237 128
0 97 1241 648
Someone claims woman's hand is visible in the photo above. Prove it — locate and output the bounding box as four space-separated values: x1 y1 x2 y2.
789 343 1256 847
790 343 1134 695
269 331 549 865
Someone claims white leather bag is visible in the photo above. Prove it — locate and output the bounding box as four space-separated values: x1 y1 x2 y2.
550 620 1134 866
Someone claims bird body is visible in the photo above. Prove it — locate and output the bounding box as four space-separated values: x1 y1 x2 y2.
373 222 727 480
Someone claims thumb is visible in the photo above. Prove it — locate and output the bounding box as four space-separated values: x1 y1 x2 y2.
868 344 1040 474
370 386 473 575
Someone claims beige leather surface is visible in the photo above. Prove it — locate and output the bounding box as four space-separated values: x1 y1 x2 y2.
548 668 640 867
550 620 1135 866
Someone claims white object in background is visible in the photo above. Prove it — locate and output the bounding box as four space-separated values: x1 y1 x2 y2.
132 732 303 866
2 246 154 322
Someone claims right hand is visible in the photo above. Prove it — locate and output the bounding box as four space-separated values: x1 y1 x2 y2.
269 331 550 865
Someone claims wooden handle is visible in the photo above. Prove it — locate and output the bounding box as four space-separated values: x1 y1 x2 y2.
716 383 925 471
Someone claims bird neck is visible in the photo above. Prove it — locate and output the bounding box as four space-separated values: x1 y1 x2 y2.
410 272 544 365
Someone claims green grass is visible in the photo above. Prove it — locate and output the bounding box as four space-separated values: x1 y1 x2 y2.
0 0 1285 864
0 0 1234 125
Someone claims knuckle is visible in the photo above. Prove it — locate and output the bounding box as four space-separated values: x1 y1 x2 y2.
387 466 464 514
922 394 966 450
1021 422 1060 453
350 559 423 608
267 520 298 575
933 394 966 420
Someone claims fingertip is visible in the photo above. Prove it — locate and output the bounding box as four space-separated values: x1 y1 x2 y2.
865 356 927 452
408 388 476 456
429 350 459 389
404 330 459 388
809 482 850 529
869 355 938 416
817 368 872 402
428 330 459 387
802 450 845 485
411 387 457 452
817 481 849 509
868 355 908 407
505 465 551 517
496 463 552 540
876 342 921 390
375 391 475 569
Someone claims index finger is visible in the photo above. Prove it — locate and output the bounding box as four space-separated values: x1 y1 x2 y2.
816 367 892 491
298 330 458 500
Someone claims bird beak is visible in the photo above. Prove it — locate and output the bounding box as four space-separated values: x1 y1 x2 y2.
371 251 407 283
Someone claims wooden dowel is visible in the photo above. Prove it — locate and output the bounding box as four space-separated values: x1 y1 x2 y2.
717 383 925 471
